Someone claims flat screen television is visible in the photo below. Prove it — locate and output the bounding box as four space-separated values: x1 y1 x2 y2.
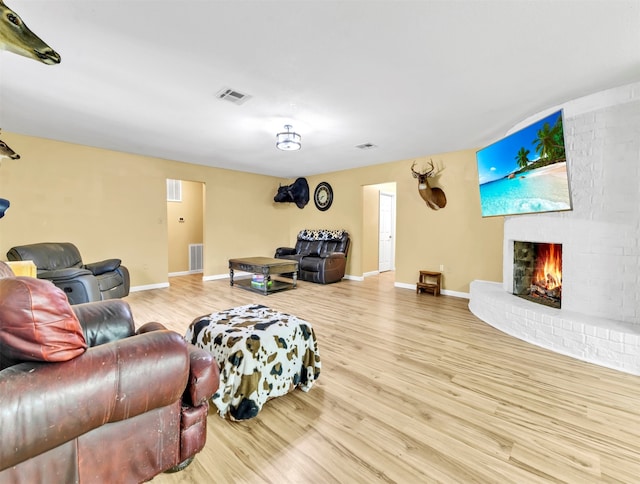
476 109 572 217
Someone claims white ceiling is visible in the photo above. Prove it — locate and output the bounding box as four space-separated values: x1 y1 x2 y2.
1 1 639 178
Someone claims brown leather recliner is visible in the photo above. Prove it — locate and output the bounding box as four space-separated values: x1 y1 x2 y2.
0 263 220 483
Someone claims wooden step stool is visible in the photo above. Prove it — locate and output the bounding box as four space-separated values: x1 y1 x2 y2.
416 270 441 296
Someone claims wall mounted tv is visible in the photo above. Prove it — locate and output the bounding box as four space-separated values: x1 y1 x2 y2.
476 109 572 217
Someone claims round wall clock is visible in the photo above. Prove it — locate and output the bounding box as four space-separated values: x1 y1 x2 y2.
314 182 333 211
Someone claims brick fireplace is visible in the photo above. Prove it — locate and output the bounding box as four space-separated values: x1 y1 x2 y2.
469 82 640 375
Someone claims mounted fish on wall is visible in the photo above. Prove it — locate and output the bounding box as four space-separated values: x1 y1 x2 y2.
0 0 61 64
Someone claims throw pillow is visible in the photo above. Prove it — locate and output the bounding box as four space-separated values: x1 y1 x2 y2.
0 277 87 362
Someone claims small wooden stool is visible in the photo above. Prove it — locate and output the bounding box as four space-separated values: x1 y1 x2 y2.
416 270 441 296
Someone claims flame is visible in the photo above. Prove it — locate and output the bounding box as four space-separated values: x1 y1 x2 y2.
534 244 562 290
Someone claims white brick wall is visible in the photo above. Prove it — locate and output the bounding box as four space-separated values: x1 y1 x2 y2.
470 81 640 375
470 280 640 375
503 82 640 324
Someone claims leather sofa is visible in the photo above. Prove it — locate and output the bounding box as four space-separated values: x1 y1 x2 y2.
275 229 350 284
7 242 130 305
0 264 220 483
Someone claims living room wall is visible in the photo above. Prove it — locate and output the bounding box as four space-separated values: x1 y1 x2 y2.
0 133 290 288
0 133 503 294
284 149 503 293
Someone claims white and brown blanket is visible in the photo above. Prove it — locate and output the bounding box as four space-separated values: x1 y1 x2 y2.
185 304 321 420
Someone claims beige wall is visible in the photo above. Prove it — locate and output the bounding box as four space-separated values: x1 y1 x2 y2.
0 132 503 293
362 185 380 274
167 180 203 273
0 133 291 287
287 150 503 293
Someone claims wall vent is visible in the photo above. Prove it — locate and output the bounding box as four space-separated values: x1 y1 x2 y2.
216 87 252 105
355 142 377 150
189 244 203 272
166 179 182 202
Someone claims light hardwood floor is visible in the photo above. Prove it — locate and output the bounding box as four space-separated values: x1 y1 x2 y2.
125 273 640 483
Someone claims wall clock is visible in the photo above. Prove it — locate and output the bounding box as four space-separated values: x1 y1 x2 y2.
314 182 333 211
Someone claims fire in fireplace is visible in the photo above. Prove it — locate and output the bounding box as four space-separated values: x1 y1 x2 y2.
513 241 562 308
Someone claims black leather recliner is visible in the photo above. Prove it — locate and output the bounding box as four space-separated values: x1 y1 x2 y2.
275 229 350 284
7 242 130 305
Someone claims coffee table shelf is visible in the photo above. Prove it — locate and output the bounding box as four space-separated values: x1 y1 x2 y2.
233 277 295 295
229 256 298 295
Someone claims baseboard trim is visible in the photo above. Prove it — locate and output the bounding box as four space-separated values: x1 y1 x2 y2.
129 282 170 292
169 270 203 277
343 274 364 282
394 281 469 299
202 271 252 282
362 270 380 278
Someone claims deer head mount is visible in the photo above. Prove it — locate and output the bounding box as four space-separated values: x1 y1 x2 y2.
0 131 20 161
0 0 60 64
411 160 447 210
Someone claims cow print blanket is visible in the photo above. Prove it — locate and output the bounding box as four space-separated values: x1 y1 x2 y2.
185 304 321 420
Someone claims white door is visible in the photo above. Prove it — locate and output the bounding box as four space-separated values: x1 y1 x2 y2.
378 192 395 272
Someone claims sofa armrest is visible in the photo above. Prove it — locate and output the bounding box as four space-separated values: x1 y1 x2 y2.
135 323 220 406
73 299 136 347
275 247 297 257
39 267 93 280
320 251 346 259
0 330 189 472
85 258 121 275
185 345 219 406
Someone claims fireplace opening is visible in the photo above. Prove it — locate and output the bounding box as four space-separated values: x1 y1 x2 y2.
513 241 562 308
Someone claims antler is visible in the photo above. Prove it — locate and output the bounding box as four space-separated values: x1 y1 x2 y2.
424 159 435 177
410 161 422 178
411 160 436 178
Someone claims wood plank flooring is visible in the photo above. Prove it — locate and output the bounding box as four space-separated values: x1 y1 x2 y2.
123 272 640 483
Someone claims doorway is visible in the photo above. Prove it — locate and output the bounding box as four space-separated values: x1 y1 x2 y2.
379 191 395 272
362 182 396 278
166 179 205 277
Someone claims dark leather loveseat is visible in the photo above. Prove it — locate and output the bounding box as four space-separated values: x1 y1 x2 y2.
7 242 130 305
0 262 220 483
275 229 350 284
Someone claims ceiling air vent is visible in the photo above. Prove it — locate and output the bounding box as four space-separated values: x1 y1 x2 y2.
355 143 377 150
216 87 252 105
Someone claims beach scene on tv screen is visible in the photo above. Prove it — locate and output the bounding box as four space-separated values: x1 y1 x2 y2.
476 110 572 217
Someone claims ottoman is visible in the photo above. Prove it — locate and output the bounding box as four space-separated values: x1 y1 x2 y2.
185 304 321 420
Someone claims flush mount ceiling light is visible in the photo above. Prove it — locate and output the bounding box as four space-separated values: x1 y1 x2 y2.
276 125 301 151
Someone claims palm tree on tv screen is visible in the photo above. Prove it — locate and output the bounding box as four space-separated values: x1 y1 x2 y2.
533 117 565 163
515 147 531 169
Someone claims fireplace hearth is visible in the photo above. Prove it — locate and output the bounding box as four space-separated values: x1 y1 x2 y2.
513 241 562 308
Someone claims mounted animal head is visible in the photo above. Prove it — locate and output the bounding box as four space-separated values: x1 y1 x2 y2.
0 0 60 64
0 198 9 218
411 160 447 210
0 133 20 160
274 177 310 209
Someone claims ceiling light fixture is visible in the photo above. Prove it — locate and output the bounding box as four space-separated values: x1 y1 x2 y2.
276 125 301 151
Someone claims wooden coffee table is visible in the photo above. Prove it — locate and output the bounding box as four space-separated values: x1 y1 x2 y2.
228 256 298 295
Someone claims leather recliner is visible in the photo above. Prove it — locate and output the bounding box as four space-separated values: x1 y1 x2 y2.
275 229 350 284
0 264 220 483
7 242 130 305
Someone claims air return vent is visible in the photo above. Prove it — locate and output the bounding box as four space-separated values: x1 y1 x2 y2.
216 87 252 105
355 142 377 150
